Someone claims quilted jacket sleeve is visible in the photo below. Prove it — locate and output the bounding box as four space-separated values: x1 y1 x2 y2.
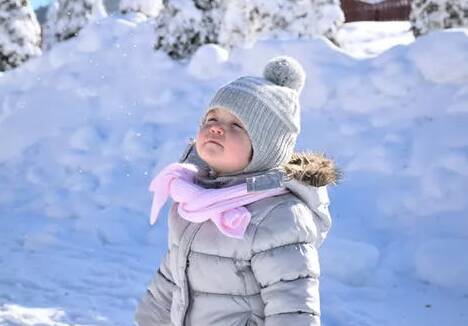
251 199 322 326
135 249 176 326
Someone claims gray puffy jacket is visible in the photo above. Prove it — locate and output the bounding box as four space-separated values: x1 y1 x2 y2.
135 143 339 326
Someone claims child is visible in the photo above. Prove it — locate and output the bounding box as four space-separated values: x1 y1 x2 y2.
135 56 339 326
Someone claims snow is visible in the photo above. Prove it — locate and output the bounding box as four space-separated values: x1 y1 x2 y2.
0 304 68 326
187 44 230 80
407 28 468 84
414 238 468 291
1 15 468 326
336 21 414 58
119 0 164 17
321 238 380 286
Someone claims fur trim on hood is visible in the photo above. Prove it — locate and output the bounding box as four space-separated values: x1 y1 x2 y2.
282 152 342 187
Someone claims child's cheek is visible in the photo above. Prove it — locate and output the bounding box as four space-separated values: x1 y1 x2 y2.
195 128 204 142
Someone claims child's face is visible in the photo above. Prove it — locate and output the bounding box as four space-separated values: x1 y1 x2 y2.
195 108 252 174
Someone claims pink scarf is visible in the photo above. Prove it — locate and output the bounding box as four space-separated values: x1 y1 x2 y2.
149 163 289 239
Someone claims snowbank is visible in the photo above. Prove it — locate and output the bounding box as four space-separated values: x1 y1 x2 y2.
415 238 468 291
1 15 467 325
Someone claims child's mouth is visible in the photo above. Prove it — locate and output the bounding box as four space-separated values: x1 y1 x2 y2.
205 138 223 146
206 139 223 147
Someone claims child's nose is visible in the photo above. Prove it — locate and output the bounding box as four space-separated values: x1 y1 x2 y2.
209 124 224 135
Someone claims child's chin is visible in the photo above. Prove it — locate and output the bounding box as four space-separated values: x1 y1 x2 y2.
200 146 224 159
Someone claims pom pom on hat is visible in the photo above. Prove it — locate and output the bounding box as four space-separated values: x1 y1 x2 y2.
263 56 306 93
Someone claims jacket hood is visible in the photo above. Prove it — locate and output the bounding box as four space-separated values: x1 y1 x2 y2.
281 152 341 246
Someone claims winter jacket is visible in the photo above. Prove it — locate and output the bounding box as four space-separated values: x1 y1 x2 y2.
135 141 339 326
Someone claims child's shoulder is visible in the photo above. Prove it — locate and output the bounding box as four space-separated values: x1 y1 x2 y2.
247 192 314 232
248 192 318 252
247 192 310 226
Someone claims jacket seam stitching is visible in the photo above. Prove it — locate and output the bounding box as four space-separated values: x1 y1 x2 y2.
192 290 261 297
189 249 250 261
252 240 313 256
266 310 321 317
259 273 318 289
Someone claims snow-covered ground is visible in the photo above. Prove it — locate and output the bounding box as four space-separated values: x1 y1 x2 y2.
336 21 415 58
1 16 468 326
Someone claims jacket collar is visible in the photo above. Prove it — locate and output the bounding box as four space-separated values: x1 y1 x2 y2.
179 138 290 190
178 138 341 246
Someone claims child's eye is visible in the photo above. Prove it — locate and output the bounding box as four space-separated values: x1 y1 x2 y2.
206 117 217 122
233 123 243 129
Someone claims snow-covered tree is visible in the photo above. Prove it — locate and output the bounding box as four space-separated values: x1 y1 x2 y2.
410 0 468 37
119 0 164 17
42 0 107 50
154 0 221 60
0 0 42 72
155 0 344 60
313 0 345 42
219 0 344 48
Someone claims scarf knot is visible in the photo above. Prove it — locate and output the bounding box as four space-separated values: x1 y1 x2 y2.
149 163 289 239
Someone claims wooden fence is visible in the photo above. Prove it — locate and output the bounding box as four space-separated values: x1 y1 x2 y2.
341 0 411 22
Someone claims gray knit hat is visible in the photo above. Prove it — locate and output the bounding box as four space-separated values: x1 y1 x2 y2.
201 55 306 174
